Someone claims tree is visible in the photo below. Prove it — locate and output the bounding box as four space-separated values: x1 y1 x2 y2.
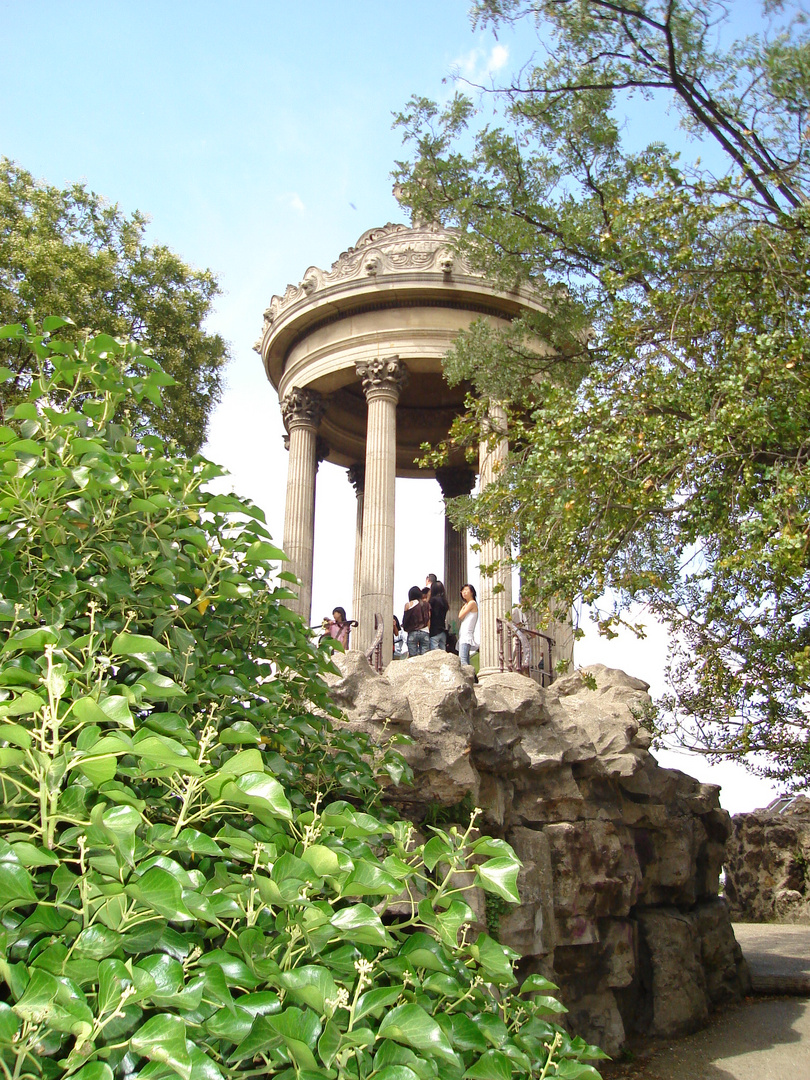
0 322 606 1080
0 159 229 453
395 0 810 786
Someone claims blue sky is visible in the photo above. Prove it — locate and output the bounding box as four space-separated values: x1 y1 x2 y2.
0 0 781 811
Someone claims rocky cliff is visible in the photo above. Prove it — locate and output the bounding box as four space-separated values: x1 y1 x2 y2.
325 651 750 1054
725 797 810 923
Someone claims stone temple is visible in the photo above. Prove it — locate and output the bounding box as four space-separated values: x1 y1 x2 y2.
257 224 752 1053
257 221 574 670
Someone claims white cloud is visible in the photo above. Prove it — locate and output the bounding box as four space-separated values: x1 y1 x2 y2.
488 44 509 74
451 41 510 84
278 192 306 214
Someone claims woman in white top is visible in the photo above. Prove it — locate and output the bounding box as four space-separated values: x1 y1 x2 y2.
457 583 478 666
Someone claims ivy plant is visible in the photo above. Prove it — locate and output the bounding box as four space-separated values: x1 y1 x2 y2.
0 322 606 1080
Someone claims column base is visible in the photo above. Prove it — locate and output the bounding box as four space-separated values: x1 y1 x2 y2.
476 666 505 680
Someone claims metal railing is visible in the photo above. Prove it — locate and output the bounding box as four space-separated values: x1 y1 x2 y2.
496 619 555 686
366 613 384 674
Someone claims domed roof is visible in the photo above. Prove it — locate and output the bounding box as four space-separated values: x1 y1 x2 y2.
256 222 548 475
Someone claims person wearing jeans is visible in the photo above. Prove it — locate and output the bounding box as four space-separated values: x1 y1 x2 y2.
402 585 430 656
457 583 478 666
428 579 449 651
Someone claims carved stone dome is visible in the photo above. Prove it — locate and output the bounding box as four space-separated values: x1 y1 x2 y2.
258 222 545 476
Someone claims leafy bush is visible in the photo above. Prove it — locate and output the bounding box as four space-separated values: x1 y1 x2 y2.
0 322 606 1080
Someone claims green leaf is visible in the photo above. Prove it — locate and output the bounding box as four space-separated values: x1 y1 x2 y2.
11 842 59 867
423 836 454 871
132 1014 192 1080
0 722 32 746
330 903 393 947
135 672 187 700
0 692 43 718
378 1003 459 1066
471 935 517 987
222 771 292 819
132 733 202 775
278 966 338 1014
301 844 344 877
519 974 559 995
111 632 171 656
464 1051 512 1080
244 541 286 563
127 867 194 922
3 626 58 652
400 933 454 974
73 925 122 960
354 986 403 1022
0 1002 20 1045
0 859 37 907
445 1014 488 1053
342 859 403 896
554 1064 605 1080
475 857 521 904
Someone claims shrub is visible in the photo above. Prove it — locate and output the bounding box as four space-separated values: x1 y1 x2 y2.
0 322 606 1080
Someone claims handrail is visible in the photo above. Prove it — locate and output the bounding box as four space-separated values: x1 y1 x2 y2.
366 613 384 674
496 619 555 686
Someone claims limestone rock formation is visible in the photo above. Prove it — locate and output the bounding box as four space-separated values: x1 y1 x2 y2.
324 652 750 1054
724 797 810 923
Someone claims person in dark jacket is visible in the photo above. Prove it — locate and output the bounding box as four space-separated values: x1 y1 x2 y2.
428 580 449 651
402 585 430 656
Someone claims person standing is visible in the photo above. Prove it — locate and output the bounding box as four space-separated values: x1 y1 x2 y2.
457 583 479 666
392 615 408 660
322 606 355 648
428 580 449 651
402 586 430 656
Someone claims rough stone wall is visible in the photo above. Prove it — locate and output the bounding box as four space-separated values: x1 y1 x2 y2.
325 651 750 1055
725 798 810 923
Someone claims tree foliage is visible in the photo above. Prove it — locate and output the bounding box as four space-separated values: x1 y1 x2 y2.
0 160 228 454
0 323 605 1080
395 0 810 785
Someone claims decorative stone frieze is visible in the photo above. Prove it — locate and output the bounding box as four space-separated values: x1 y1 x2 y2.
263 222 477 326
281 386 326 431
355 356 409 400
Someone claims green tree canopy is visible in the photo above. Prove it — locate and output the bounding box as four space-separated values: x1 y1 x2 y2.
395 0 810 785
0 159 229 453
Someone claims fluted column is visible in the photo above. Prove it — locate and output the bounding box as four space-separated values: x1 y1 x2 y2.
356 356 409 665
347 464 365 625
436 467 475 633
281 387 327 623
478 402 512 675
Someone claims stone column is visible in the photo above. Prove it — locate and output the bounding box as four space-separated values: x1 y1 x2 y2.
355 356 409 665
281 386 327 623
436 467 475 633
347 463 365 624
478 402 512 675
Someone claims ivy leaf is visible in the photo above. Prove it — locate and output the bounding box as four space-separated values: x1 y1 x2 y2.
330 903 393 948
278 966 338 1014
464 1050 513 1080
131 1014 192 1080
474 857 521 904
378 1004 460 1066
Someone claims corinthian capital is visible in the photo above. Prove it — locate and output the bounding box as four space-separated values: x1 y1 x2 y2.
281 386 326 431
355 355 409 401
436 467 475 500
